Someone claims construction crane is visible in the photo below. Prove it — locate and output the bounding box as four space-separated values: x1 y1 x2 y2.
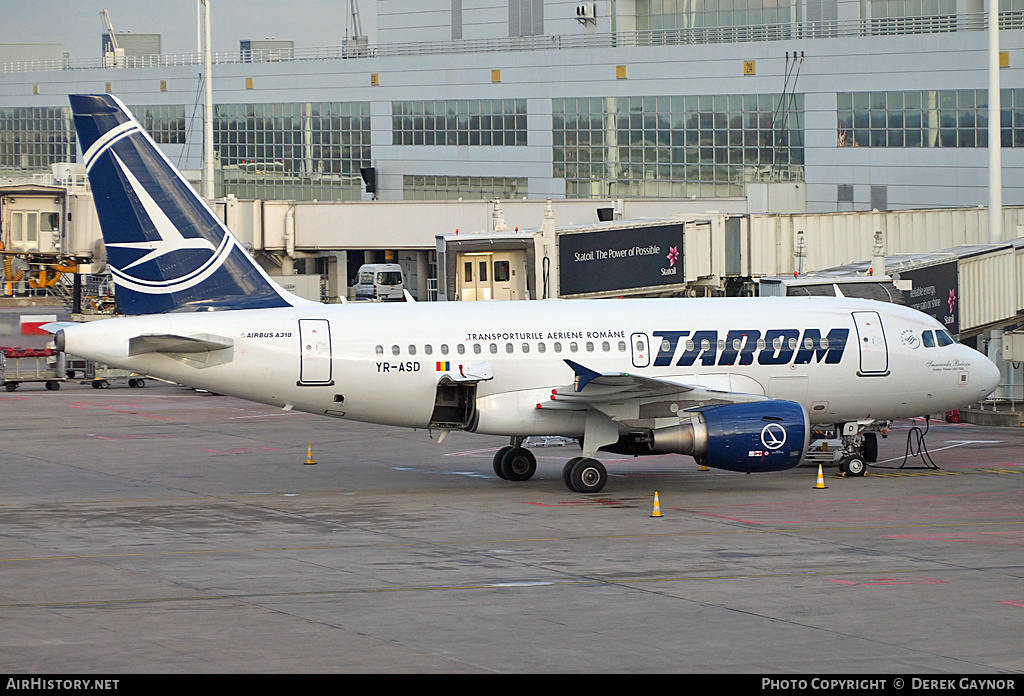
345 0 368 56
100 9 125 67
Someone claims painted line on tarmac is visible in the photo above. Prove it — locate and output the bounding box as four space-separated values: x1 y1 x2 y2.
881 531 1024 546
0 567 971 610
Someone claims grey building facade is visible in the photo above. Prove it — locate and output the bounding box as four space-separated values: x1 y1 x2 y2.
0 0 1022 213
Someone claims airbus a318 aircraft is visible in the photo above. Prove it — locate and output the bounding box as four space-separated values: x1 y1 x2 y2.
49 95 1001 493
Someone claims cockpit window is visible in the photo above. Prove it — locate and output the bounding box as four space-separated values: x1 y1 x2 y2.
936 329 956 346
922 330 935 347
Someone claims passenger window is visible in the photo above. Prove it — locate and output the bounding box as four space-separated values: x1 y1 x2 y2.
506 343 514 354
586 342 594 352
602 341 610 352
489 343 497 354
424 344 432 355
473 344 482 354
569 342 578 353
375 345 384 356
521 343 529 353
538 342 546 353
922 331 935 348
618 341 626 352
554 342 562 353
408 345 416 355
457 344 466 355
440 344 449 355
391 345 400 356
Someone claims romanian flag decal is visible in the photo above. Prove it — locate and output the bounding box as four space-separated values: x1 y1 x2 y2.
436 361 450 371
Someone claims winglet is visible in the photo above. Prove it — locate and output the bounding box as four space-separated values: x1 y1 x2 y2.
564 359 602 392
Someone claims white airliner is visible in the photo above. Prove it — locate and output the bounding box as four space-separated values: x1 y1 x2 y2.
49 95 1001 493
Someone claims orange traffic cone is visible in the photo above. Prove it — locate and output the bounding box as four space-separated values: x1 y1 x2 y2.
305 443 317 466
651 492 663 517
814 463 827 489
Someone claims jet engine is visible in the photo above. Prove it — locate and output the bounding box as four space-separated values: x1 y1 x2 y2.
648 400 809 472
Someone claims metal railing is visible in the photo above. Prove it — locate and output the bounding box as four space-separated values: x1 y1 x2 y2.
0 12 1005 75
977 383 1024 410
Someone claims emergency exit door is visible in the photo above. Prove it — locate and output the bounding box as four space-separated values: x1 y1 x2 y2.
298 319 333 385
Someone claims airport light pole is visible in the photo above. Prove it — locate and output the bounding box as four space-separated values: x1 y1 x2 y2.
201 0 214 200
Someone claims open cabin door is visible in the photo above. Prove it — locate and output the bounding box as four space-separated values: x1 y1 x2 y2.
429 361 493 430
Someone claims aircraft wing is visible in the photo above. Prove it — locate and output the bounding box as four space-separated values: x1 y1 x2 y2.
539 359 768 428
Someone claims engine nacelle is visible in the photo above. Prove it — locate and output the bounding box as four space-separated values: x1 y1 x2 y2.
648 400 809 473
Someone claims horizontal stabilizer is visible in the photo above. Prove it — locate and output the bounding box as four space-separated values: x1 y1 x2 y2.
38 322 78 335
129 333 234 356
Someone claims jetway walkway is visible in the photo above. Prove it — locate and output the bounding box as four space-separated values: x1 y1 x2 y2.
760 238 1024 339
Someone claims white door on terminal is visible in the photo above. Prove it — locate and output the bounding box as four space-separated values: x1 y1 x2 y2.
490 251 526 300
459 253 492 301
458 251 526 301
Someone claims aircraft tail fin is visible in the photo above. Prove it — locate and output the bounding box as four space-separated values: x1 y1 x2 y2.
70 94 310 314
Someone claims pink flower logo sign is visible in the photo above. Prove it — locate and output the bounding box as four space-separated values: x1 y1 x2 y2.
948 289 956 314
667 246 679 267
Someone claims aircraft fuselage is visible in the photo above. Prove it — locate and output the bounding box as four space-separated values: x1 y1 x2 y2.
59 296 996 439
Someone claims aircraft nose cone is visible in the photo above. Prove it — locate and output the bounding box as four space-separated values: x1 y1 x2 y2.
979 356 1001 398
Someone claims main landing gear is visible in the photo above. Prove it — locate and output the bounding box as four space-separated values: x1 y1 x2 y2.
492 439 610 494
492 443 537 482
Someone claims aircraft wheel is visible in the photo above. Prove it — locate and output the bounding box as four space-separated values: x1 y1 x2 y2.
500 447 537 482
563 457 583 492
862 433 878 463
570 458 607 494
841 454 867 477
492 446 513 479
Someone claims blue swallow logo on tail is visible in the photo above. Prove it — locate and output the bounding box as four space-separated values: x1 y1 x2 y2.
70 94 308 314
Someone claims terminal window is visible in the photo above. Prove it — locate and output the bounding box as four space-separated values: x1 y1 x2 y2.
554 93 804 198
837 89 1024 148
392 99 527 147
214 101 371 201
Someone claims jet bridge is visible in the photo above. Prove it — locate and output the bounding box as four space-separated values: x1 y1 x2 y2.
759 241 1024 340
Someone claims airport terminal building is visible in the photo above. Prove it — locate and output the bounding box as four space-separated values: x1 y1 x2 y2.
0 0 1022 213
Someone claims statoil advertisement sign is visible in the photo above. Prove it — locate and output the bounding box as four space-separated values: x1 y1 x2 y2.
558 223 685 296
